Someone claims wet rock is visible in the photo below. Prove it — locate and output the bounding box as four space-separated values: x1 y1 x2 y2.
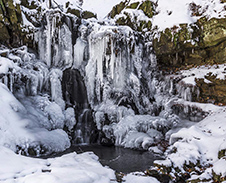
62 69 88 110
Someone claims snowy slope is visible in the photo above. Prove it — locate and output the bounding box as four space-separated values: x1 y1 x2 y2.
153 0 226 30
82 0 122 20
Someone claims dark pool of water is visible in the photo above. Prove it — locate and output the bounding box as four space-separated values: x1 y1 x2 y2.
47 145 163 173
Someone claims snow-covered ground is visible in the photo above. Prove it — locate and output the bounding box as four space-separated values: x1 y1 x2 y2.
0 147 115 183
83 0 226 28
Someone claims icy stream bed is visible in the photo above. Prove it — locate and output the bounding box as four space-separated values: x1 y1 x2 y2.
42 145 163 173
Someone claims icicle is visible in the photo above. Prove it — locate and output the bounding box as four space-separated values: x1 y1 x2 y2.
9 74 13 92
73 25 88 69
49 68 65 109
183 87 192 101
3 75 8 87
110 37 114 80
46 13 52 67
169 79 174 95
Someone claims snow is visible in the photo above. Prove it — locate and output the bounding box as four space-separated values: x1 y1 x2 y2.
180 64 226 85
124 172 160 183
64 107 77 131
153 0 226 31
0 147 115 183
21 12 34 28
114 8 152 26
175 99 222 113
0 57 16 74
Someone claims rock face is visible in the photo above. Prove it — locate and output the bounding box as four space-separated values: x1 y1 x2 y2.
152 16 226 104
0 0 22 46
153 17 226 67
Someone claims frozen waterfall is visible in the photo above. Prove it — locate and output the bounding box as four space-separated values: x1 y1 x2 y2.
0 8 208 152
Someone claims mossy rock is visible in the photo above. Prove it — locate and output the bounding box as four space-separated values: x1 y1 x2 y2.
197 17 226 47
153 16 226 68
138 0 155 18
2 0 21 25
218 149 226 159
116 11 152 32
0 22 10 42
109 1 128 18
20 0 38 10
0 0 23 46
110 0 156 19
153 24 195 56
67 8 81 18
205 40 226 64
195 75 226 105
212 170 226 182
153 28 174 55
126 2 139 9
81 10 96 19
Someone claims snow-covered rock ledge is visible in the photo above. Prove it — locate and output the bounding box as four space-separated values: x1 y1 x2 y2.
153 107 226 182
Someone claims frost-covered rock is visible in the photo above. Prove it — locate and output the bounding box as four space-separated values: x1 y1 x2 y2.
0 83 70 156
104 114 178 150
